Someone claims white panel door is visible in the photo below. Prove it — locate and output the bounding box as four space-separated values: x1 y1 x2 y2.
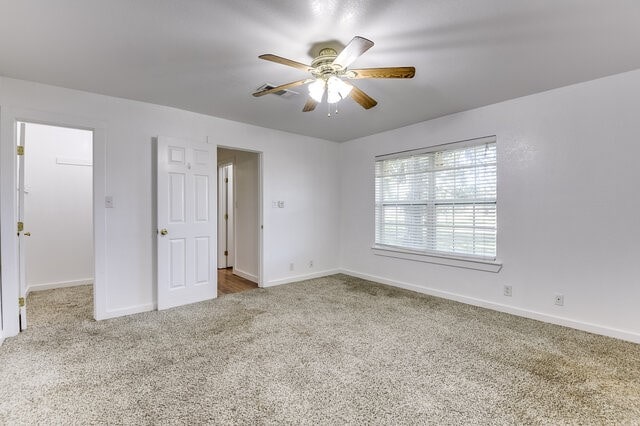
157 137 216 310
17 122 28 329
216 164 234 268
226 165 234 267
217 166 226 268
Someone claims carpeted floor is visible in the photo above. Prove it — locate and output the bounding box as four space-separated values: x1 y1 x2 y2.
1 274 639 424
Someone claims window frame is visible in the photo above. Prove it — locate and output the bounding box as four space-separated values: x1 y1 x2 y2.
372 135 501 271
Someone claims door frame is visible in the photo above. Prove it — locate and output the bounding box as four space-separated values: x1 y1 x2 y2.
0 107 107 338
217 145 264 287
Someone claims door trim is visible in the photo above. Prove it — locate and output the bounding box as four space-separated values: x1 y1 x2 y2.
0 107 108 337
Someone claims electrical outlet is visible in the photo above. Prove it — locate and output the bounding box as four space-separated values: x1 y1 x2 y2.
309 260 314 268
503 285 512 297
554 294 564 306
289 263 294 271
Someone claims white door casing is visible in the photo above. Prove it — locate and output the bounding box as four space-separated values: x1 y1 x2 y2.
1 108 106 337
157 137 216 310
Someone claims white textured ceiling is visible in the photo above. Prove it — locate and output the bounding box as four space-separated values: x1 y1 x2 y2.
1 0 640 142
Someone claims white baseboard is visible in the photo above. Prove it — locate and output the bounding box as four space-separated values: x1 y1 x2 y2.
99 303 155 320
264 269 340 287
26 278 93 295
232 268 258 284
339 268 640 344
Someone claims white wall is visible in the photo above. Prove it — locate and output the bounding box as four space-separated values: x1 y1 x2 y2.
0 76 340 331
218 148 260 282
23 123 93 292
3 69 639 343
339 69 640 343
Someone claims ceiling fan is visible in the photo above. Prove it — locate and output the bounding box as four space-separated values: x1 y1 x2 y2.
252 36 415 113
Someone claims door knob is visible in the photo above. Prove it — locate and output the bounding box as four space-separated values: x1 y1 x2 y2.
24 232 31 237
160 228 168 236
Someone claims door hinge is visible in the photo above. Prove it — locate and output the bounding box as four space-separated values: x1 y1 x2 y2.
17 221 24 232
19 297 25 308
17 146 24 156
224 250 228 256
224 214 228 220
224 178 228 183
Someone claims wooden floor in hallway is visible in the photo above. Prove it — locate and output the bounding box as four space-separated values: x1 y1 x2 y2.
217 267 258 296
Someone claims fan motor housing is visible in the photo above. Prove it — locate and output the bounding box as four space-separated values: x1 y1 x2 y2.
311 47 343 79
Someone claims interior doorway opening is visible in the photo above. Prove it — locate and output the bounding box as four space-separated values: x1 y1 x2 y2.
16 121 94 330
217 147 261 296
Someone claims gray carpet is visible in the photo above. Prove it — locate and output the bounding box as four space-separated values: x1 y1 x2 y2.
1 274 639 424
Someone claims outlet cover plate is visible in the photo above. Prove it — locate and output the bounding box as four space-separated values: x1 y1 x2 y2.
554 294 564 306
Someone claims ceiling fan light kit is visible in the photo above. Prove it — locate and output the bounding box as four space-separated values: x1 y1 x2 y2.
308 79 326 102
308 76 353 104
253 36 415 114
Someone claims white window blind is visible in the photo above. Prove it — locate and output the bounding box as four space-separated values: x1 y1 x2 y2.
375 137 497 259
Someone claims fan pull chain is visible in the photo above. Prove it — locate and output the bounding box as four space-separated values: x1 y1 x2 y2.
326 103 339 117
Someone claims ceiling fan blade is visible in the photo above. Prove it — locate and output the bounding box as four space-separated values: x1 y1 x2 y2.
259 54 312 72
252 79 313 97
349 84 378 109
333 36 374 68
302 98 318 112
348 67 416 79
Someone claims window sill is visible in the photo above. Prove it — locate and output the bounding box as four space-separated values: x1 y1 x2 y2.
371 246 502 273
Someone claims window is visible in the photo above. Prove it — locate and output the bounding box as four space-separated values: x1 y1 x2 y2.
374 136 497 260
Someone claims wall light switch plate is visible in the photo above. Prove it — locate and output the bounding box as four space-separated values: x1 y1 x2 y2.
105 196 114 208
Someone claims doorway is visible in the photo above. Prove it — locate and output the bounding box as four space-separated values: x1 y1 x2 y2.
217 147 261 296
16 122 94 329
